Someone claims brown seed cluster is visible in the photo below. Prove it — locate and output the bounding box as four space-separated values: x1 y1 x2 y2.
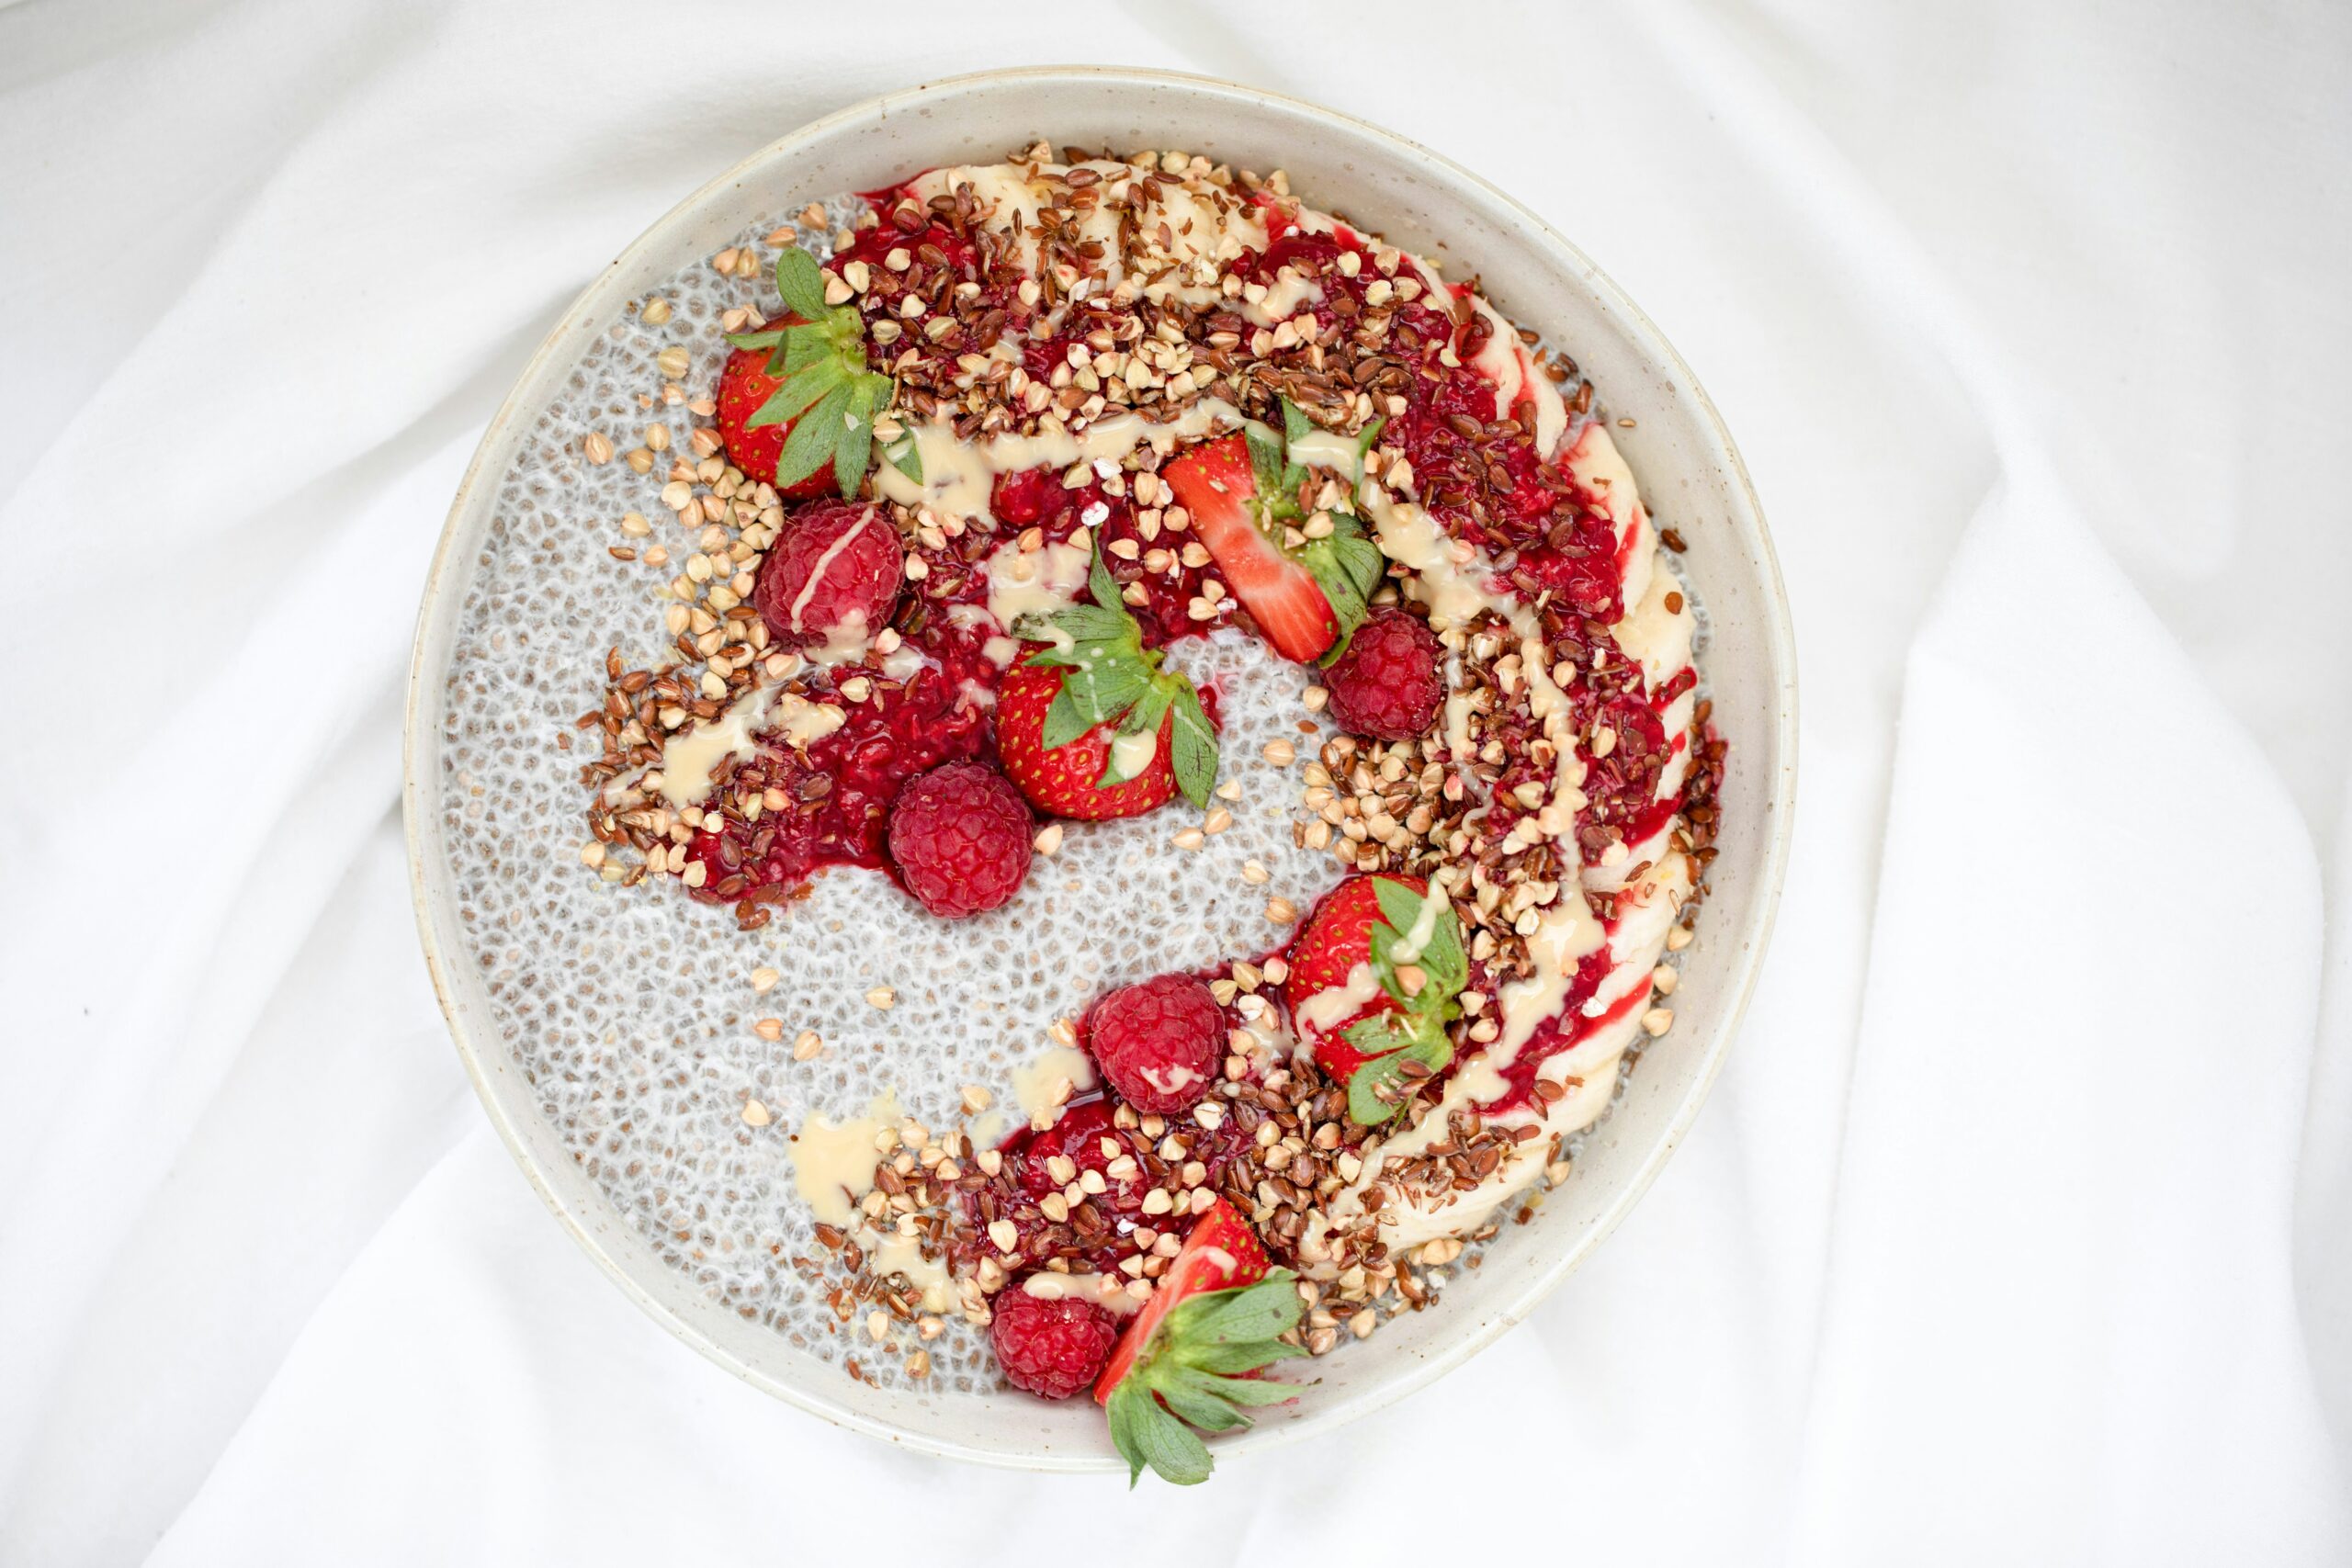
776 1112 972 1381
571 456 809 925
844 983 1468 1351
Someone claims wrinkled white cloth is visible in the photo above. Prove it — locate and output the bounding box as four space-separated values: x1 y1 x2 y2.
3 1 2347 1562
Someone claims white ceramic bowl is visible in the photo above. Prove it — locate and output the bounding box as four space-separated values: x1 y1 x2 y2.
403 65 1796 1472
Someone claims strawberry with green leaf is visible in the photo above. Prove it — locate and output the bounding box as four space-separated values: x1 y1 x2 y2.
1285 873 1470 1124
998 545 1220 819
1160 399 1387 664
1093 1197 1304 1486
716 247 920 500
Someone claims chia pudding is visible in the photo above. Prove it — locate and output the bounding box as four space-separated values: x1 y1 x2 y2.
568 145 1724 1483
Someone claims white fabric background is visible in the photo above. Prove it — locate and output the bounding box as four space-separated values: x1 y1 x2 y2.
4 1 2347 1561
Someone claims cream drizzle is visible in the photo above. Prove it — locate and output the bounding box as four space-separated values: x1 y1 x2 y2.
1021 1271 1146 1316
802 613 872 669
1515 636 1590 843
1340 1059 1623 1254
1239 268 1324 326
646 678 845 808
983 536 1093 631
1357 482 1532 637
1388 883 1452 964
1107 727 1159 782
1317 852 1692 1254
1494 891 1611 1059
866 1228 955 1313
1294 962 1383 1036
1010 1044 1099 1127
788 1090 901 1228
1284 427 1363 476
875 399 1246 527
1442 682 1477 762
1327 410 1696 1247
1460 295 1570 457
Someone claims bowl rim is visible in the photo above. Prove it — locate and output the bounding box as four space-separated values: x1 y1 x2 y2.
401 62 1798 1472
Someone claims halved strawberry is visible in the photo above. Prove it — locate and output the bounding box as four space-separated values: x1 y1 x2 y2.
995 546 1220 819
1160 400 1388 665
1093 1197 1302 1486
717 248 918 499
1285 873 1469 1124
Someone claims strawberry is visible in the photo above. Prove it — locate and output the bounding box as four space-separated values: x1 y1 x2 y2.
1285 873 1470 1124
716 324 838 501
1160 400 1387 664
716 248 918 499
995 545 1220 819
998 666 1180 820
1093 1197 1303 1486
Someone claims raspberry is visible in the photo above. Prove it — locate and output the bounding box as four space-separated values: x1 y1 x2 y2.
752 502 905 649
887 762 1033 918
989 1287 1117 1400
1086 974 1223 1113
1322 607 1445 740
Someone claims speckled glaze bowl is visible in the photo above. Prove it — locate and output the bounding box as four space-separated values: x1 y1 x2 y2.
403 65 1796 1472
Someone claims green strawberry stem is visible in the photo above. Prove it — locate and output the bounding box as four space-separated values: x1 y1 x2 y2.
724 246 918 498
1103 1270 1306 1486
1016 545 1219 807
1340 879 1470 1124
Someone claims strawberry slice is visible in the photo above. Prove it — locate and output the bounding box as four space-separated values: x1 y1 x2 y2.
1093 1198 1303 1486
1161 401 1388 665
1284 873 1469 1124
1164 435 1335 660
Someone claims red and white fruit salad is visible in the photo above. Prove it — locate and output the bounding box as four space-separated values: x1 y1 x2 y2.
573 146 1723 1483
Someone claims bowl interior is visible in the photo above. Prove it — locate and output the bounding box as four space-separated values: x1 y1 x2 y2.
404 66 1794 1471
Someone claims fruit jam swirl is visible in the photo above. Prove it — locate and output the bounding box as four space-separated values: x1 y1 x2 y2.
575 150 1724 1331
